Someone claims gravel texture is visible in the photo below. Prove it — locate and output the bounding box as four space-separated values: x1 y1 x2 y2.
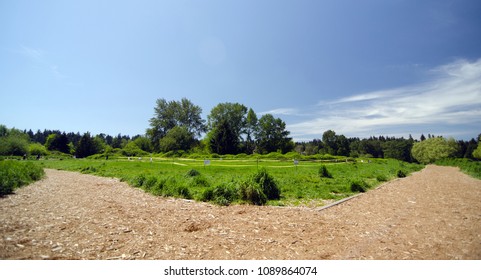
1 165 480 260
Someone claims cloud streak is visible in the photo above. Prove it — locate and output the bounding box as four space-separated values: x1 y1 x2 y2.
288 58 481 140
18 45 66 79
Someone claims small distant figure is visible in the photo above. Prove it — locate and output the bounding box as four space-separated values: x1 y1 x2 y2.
23 154 27 160
150 157 153 163
36 154 41 160
128 157 131 161
105 155 109 160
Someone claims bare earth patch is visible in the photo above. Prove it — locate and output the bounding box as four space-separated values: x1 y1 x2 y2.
1 165 480 260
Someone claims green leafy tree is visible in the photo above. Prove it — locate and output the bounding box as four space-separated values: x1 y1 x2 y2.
208 119 239 155
159 126 196 153
122 141 147 157
0 127 29 156
75 132 98 158
207 102 247 143
133 136 153 153
381 139 413 162
322 130 338 155
45 133 70 154
411 137 458 164
244 108 258 154
473 138 481 160
29 143 48 156
255 114 293 154
148 98 206 150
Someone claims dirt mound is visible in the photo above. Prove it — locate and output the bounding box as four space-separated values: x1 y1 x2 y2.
1 165 480 259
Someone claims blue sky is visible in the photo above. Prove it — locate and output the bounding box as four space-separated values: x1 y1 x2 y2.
1 0 480 141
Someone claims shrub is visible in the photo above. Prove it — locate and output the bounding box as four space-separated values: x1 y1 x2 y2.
318 165 333 178
130 174 147 187
186 169 200 177
191 175 210 188
238 180 267 205
350 179 369 193
29 143 49 156
376 174 389 182
251 167 280 200
143 175 158 191
80 165 97 174
201 183 238 206
0 161 44 196
397 170 407 178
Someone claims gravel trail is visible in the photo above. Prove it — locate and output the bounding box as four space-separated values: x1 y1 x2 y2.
1 165 480 259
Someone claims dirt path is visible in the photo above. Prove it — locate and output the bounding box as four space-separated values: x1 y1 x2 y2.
1 165 480 260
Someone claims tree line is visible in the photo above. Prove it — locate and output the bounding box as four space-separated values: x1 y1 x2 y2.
1 97 480 162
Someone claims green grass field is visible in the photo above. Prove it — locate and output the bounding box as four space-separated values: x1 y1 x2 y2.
35 157 423 207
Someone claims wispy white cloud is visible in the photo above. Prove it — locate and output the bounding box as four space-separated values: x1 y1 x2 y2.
288 58 481 140
19 45 44 61
260 108 300 116
18 45 66 80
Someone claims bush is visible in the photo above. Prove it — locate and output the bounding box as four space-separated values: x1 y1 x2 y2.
130 174 147 188
149 177 166 196
29 143 49 156
350 179 369 193
201 183 238 206
318 165 332 178
143 175 158 191
376 174 389 182
0 161 44 196
397 170 407 178
191 175 210 188
186 169 200 177
238 180 267 205
251 167 280 200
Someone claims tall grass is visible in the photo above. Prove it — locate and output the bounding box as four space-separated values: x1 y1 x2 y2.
36 157 423 206
435 158 481 180
0 160 45 196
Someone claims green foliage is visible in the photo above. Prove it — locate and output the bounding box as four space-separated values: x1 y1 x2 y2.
350 179 369 193
238 180 267 205
207 102 247 142
473 142 481 159
45 133 70 154
186 169 201 177
0 133 29 156
38 157 423 206
133 136 153 153
122 141 148 157
148 98 206 151
29 143 49 156
130 173 147 188
207 119 240 155
397 170 407 178
201 183 238 206
376 174 388 182
255 114 293 154
318 165 332 178
159 126 196 153
76 132 100 158
250 167 280 200
0 161 45 196
411 137 458 164
436 158 481 180
143 175 158 191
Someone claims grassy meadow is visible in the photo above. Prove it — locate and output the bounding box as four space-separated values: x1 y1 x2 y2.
35 157 423 207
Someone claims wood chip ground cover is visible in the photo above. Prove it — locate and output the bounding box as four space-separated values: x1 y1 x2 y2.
1 165 480 259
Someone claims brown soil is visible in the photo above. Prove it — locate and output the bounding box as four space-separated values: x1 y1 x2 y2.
1 165 480 260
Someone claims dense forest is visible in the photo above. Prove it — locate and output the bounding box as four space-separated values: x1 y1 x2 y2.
1 98 480 163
